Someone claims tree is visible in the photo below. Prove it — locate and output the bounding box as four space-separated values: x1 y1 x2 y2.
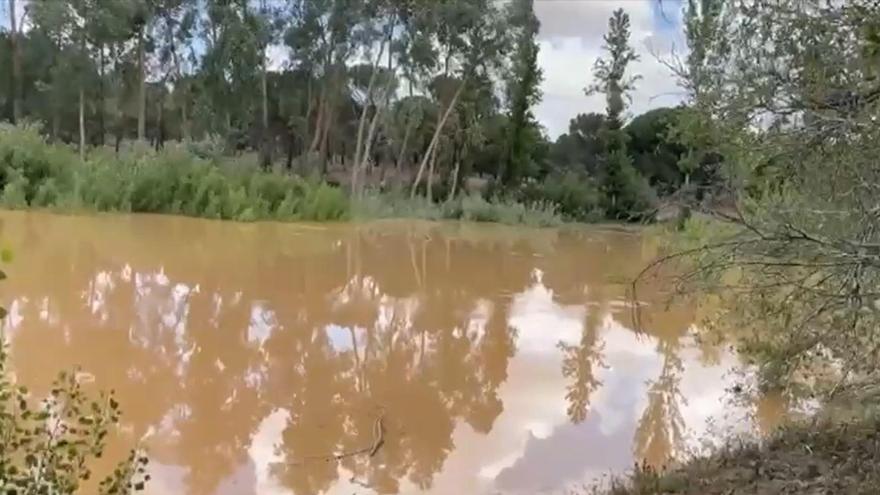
549 112 605 174
499 0 543 186
410 0 507 199
6 0 22 124
671 0 726 187
647 0 880 399
30 0 91 154
625 107 687 193
586 9 640 128
587 9 651 218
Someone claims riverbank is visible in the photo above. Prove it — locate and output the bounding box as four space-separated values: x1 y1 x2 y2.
0 125 590 228
604 415 880 494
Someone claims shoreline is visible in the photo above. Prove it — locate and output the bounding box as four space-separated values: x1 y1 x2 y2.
604 416 880 494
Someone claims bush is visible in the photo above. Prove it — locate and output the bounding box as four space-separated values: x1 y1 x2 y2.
518 171 605 222
460 194 563 227
351 190 564 227
0 125 351 222
351 192 448 221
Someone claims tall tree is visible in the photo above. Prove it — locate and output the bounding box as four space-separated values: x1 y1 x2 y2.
499 0 543 186
132 0 155 142
587 9 650 218
410 0 506 198
7 0 22 124
672 0 726 186
586 9 639 128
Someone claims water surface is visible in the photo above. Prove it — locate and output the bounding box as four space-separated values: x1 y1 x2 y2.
0 211 779 494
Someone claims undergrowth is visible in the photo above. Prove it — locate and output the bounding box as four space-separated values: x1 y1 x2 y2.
0 125 350 222
352 190 565 227
0 125 569 227
595 415 880 495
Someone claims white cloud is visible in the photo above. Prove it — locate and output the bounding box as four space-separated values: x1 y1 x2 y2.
535 0 686 138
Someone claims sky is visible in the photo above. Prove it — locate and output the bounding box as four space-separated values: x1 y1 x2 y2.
534 0 687 138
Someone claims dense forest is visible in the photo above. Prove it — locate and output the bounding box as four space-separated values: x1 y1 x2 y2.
0 0 709 222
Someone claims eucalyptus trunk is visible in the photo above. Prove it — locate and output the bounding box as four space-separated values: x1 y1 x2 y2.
137 28 146 141
8 0 22 124
411 79 467 198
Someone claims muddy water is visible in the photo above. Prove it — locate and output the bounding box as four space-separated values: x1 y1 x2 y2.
0 211 781 494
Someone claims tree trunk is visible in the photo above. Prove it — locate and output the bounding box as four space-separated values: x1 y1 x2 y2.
448 159 461 202
396 81 416 182
79 86 86 160
181 86 190 141
303 76 314 148
320 104 333 170
352 42 387 195
358 78 395 196
8 0 21 124
78 31 87 158
98 45 106 146
286 132 295 170
411 79 467 198
113 43 123 153
259 44 271 169
137 28 146 141
396 112 413 172
427 145 437 203
156 92 164 150
309 88 326 153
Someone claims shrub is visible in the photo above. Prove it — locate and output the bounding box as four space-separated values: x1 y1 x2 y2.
351 192 446 221
519 171 604 221
0 125 352 223
460 194 563 227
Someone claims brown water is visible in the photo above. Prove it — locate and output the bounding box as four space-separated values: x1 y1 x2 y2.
0 211 781 494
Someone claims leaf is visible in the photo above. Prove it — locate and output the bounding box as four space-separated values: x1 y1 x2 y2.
1 249 12 263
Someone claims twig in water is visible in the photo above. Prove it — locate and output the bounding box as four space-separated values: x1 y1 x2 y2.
290 412 386 465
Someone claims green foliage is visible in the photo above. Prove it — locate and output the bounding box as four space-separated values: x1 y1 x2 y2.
459 194 562 227
625 107 689 192
501 0 544 185
351 190 563 227
662 0 880 401
580 9 654 221
518 172 604 222
602 145 657 219
352 193 449 221
549 113 606 175
0 125 351 222
585 9 641 126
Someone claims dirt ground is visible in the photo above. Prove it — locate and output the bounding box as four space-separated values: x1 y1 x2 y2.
607 417 880 495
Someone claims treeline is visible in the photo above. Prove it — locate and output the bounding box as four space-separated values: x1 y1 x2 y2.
0 0 714 221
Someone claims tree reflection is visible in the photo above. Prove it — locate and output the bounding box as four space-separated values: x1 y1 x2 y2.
0 212 722 495
633 340 686 468
559 308 606 423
